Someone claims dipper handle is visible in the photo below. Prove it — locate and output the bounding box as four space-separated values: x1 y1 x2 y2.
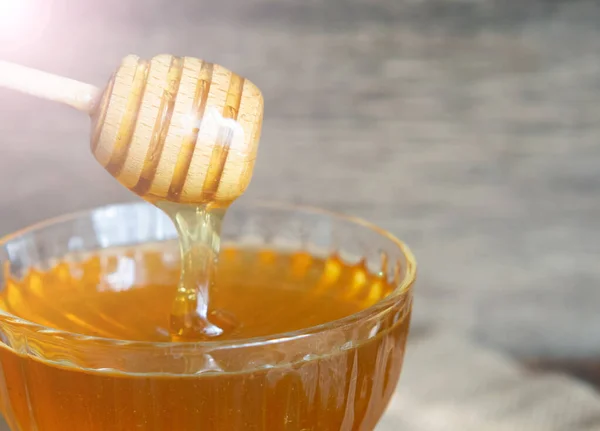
0 60 100 113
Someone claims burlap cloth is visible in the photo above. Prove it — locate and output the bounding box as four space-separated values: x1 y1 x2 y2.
378 330 600 431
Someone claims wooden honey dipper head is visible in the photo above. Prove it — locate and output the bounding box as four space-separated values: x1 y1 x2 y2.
90 54 264 205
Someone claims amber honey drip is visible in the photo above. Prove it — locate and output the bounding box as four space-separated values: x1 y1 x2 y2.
0 246 410 431
157 203 230 341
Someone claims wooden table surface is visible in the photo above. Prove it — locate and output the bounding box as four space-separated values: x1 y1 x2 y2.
1 0 600 429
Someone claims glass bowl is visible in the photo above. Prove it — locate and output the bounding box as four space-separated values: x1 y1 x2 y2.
0 201 416 431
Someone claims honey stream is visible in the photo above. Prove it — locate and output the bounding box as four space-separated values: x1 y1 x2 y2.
157 202 233 341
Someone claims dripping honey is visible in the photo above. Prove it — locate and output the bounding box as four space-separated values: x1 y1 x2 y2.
0 245 411 431
157 203 229 341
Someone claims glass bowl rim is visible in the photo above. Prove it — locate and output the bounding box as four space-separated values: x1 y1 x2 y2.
0 200 416 350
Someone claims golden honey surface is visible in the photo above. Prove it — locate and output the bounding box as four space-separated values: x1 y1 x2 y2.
0 246 410 430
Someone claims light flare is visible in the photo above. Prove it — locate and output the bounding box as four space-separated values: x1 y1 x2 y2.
0 0 31 40
181 107 247 152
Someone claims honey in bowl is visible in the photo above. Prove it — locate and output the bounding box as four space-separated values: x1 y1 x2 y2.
0 203 415 431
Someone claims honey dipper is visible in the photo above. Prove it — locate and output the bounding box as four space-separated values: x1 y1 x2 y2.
0 55 264 205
